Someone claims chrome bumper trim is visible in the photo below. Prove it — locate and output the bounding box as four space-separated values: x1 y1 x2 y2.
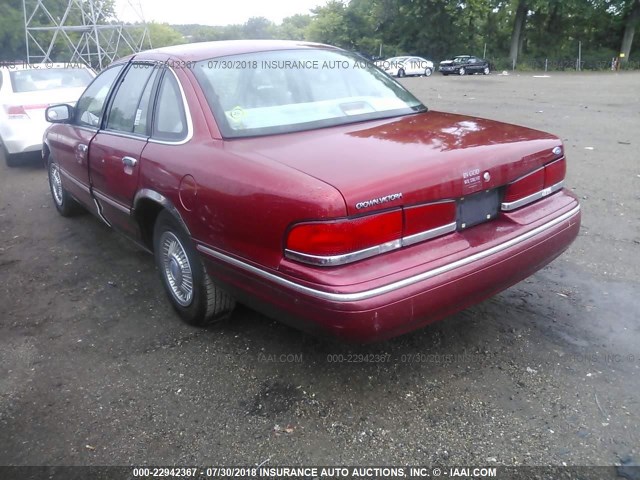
197 205 580 303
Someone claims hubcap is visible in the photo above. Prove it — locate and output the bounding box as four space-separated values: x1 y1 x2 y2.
160 231 193 307
50 162 64 206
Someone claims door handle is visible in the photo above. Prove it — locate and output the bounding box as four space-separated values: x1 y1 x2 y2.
76 144 88 163
122 156 138 168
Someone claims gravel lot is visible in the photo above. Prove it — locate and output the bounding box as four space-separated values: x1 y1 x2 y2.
1 71 639 469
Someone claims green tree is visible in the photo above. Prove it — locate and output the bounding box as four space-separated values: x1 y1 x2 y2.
305 1 354 47
0 0 25 60
279 14 312 40
243 17 276 39
146 23 185 48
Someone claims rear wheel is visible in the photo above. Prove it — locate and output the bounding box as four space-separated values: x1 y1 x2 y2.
47 155 82 216
483 66 490 75
398 68 405 78
458 67 466 76
153 210 235 326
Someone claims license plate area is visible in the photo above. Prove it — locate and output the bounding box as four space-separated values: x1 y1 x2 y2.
457 189 500 230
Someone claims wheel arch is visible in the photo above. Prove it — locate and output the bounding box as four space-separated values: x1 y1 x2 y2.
133 189 192 251
42 141 51 166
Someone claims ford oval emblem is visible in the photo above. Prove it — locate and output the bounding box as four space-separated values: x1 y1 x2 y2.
483 171 491 182
552 146 563 156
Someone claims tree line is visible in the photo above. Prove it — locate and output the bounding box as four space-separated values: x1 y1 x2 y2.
2 0 639 69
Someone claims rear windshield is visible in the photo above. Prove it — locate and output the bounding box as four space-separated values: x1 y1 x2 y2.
10 68 93 93
193 48 426 138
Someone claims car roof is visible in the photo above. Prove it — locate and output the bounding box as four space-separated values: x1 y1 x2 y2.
131 40 339 62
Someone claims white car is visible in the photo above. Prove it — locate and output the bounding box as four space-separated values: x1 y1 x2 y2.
0 62 95 166
378 56 435 78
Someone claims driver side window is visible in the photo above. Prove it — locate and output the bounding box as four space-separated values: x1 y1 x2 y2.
75 65 124 128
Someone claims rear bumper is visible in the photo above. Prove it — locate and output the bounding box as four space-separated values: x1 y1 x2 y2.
0 119 46 154
198 193 581 342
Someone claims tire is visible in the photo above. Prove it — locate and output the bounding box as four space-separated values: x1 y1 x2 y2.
483 66 490 75
47 154 82 216
458 67 466 76
153 210 236 326
424 67 433 77
398 68 405 78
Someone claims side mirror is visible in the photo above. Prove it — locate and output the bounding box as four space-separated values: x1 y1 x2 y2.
46 104 74 123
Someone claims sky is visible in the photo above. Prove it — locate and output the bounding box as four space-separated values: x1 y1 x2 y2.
115 0 325 26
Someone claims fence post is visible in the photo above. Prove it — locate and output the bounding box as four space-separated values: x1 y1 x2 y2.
577 41 582 72
545 58 548 72
512 58 516 71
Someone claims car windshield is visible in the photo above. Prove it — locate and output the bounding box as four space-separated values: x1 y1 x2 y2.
193 49 426 138
453 57 469 63
10 68 93 93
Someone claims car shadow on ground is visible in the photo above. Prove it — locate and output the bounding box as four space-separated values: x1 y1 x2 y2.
1 150 44 169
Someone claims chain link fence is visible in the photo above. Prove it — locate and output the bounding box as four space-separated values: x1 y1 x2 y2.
488 56 640 72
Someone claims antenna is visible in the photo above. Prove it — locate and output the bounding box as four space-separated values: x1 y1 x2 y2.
22 0 151 70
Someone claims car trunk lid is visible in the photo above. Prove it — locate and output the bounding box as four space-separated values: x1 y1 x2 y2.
228 111 562 216
3 87 85 122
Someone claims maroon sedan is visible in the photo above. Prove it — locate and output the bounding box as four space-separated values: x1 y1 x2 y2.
43 40 580 342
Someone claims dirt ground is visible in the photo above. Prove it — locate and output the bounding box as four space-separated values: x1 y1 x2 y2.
1 71 639 470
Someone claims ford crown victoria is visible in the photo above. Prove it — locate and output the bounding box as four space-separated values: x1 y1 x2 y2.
43 40 580 342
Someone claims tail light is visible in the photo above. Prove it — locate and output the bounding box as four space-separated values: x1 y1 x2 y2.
503 168 544 203
285 201 458 266
4 105 29 119
403 201 457 246
544 158 566 187
501 157 566 211
3 104 48 119
286 210 403 265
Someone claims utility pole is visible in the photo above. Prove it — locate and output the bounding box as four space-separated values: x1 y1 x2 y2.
22 0 151 69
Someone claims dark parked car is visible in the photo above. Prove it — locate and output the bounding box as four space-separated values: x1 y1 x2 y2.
439 55 490 75
43 40 580 342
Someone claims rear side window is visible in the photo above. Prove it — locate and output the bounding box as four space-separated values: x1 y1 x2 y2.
106 63 158 134
75 65 124 128
134 68 160 135
153 72 187 141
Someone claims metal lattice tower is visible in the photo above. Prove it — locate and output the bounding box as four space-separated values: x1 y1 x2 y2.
23 0 151 70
